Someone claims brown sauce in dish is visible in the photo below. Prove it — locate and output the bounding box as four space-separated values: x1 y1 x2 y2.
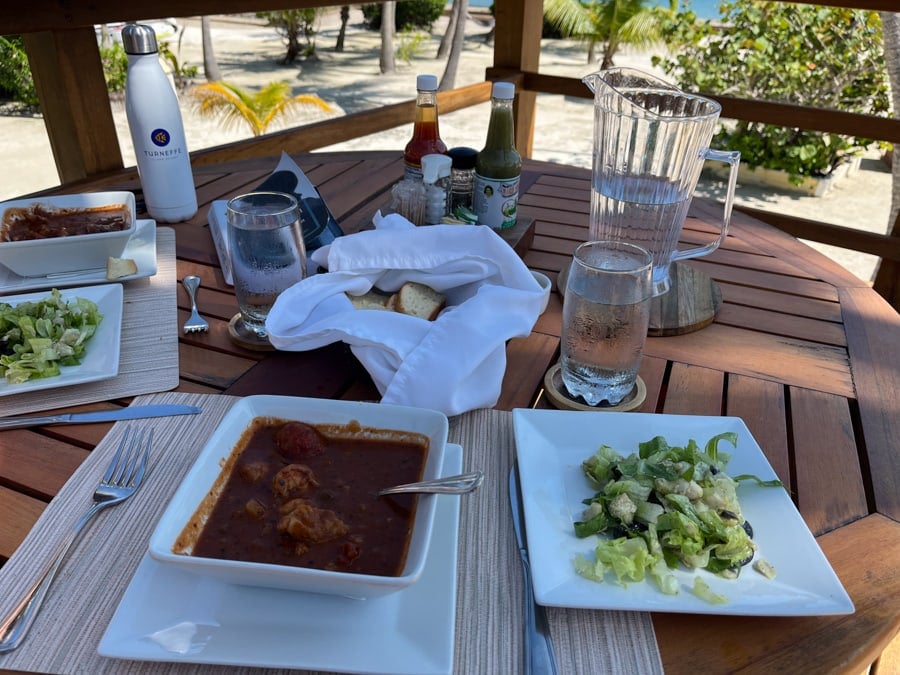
1 204 129 241
181 417 429 577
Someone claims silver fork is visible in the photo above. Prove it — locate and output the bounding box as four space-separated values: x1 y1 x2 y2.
0 426 153 653
182 275 209 334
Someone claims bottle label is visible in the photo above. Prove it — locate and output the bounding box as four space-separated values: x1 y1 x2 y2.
151 128 172 147
472 174 520 229
140 127 187 160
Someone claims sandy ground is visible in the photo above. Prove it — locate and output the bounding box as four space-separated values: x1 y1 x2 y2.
1 9 892 281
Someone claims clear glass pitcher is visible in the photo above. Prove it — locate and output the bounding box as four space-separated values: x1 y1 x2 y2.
583 67 740 296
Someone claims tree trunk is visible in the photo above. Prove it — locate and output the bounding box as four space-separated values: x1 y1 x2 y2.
335 5 350 52
201 16 222 82
440 0 468 90
438 0 460 60
873 11 900 306
380 2 396 73
881 12 900 236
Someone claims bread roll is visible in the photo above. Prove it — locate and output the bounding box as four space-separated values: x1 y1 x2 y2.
347 289 394 311
394 281 446 321
106 257 138 280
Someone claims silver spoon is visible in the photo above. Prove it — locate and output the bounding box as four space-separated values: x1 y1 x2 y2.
378 470 484 496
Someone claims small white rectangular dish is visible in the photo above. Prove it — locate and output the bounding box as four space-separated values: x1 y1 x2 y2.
0 219 157 294
512 408 854 616
99 444 462 675
0 283 123 397
149 395 449 598
0 191 135 276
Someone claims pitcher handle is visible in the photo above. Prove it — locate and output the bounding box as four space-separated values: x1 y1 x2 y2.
671 149 741 265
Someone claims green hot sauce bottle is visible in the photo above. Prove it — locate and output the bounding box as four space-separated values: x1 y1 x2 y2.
473 82 522 230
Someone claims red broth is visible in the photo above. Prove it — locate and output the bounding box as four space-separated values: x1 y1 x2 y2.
176 417 429 577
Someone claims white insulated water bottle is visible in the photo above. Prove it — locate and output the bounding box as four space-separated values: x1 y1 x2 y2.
122 23 197 223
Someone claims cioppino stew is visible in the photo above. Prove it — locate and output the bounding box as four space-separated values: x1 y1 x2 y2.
174 417 429 577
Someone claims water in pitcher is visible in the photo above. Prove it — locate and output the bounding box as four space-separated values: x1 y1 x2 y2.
591 173 691 295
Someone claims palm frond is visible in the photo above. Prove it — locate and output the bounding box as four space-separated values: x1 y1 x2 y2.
188 80 333 136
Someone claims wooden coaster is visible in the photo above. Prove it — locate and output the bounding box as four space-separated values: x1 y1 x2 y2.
648 263 722 336
558 261 722 337
543 363 646 412
228 313 276 351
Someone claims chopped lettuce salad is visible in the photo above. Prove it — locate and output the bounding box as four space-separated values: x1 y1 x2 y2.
573 433 783 601
0 289 103 384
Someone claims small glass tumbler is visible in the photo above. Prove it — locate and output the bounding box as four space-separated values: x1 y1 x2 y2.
560 241 653 406
226 191 306 343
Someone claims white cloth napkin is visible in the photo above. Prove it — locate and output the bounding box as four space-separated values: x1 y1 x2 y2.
265 214 545 416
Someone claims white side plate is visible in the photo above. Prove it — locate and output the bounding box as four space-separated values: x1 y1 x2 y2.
513 409 854 616
0 219 157 294
98 444 462 674
0 284 123 397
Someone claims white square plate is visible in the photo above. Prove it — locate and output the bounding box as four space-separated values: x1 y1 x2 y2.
98 444 461 674
513 409 854 616
0 219 157 293
0 283 123 397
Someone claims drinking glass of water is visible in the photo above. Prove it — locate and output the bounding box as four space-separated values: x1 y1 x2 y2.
226 191 306 347
560 241 653 407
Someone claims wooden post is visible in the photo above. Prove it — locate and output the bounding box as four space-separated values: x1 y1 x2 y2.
490 0 543 158
23 27 123 185
872 209 900 311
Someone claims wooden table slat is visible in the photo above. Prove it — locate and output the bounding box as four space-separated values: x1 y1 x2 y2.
839 286 900 522
789 386 869 536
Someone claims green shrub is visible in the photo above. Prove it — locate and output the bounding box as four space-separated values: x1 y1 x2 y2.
654 1 889 179
0 36 38 106
100 41 128 93
396 30 428 63
361 0 445 31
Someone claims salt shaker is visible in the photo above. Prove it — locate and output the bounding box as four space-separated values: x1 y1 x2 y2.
421 153 452 225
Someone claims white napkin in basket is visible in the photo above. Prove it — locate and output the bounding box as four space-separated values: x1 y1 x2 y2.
265 214 546 416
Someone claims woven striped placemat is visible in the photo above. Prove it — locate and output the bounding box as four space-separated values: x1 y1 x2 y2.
0 226 179 416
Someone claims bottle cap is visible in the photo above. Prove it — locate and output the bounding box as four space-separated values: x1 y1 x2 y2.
448 147 478 170
121 23 159 55
417 74 439 91
421 154 452 184
492 81 516 100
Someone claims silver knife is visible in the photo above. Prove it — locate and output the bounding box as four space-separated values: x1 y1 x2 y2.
0 404 201 431
509 464 559 675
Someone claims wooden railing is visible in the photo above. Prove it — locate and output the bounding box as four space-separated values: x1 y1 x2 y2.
1 0 898 308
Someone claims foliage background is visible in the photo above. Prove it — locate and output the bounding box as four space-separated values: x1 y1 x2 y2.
655 0 889 178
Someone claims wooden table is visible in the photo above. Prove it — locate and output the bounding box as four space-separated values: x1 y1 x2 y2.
1 151 897 673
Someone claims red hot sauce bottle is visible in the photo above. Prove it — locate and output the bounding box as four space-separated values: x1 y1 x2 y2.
403 74 448 181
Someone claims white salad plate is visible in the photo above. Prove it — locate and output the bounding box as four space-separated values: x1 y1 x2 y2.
98 444 462 674
0 219 157 294
0 283 123 397
512 409 855 616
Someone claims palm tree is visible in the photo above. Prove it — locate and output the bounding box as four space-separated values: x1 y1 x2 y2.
437 0 461 60
876 11 899 295
335 6 351 52
190 81 333 137
380 2 396 73
545 0 673 68
440 0 469 90
200 16 222 82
